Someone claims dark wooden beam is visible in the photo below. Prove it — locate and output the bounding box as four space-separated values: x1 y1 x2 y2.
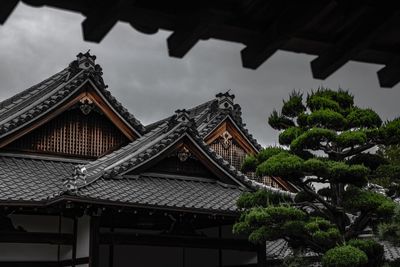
0 0 19 25
100 232 257 251
257 245 267 267
0 232 73 244
311 8 397 80
0 257 89 267
72 218 78 267
241 0 330 69
167 23 208 58
378 62 400 88
89 216 100 267
82 1 129 43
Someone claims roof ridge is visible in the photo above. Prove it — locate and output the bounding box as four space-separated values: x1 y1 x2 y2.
0 52 146 138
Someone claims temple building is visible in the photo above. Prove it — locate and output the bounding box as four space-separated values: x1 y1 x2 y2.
0 52 295 267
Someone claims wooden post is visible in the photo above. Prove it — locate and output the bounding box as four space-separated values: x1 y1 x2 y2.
89 216 100 267
257 244 266 267
72 217 78 267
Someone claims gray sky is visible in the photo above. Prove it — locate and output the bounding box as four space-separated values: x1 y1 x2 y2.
1 3 400 147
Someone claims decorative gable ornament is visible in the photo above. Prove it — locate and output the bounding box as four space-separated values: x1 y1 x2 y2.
177 146 191 162
175 109 190 122
216 91 235 110
63 166 87 194
220 131 232 149
79 99 94 115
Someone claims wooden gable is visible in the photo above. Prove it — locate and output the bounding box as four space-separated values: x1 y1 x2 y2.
1 82 138 159
204 118 257 171
129 136 246 187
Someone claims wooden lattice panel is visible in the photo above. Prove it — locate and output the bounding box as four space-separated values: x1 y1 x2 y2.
210 138 247 171
5 108 129 158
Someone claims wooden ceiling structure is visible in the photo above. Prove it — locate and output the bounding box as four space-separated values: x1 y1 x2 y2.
2 0 400 87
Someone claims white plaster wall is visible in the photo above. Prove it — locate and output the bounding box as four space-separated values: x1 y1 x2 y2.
76 215 90 267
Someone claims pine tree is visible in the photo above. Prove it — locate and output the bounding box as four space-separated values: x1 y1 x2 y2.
234 88 399 265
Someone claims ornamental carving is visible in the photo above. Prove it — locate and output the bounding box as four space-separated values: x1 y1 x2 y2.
177 146 191 162
220 131 232 149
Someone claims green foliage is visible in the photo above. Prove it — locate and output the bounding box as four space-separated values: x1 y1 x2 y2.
279 127 303 146
343 187 395 217
257 146 287 162
282 256 310 267
233 205 307 243
236 190 291 209
305 217 340 248
377 144 400 165
282 91 306 118
336 131 367 148
307 96 341 112
347 153 387 171
381 118 400 145
256 152 304 179
307 109 346 130
290 128 336 151
307 89 354 112
322 245 368 267
378 205 400 246
304 158 328 177
296 112 309 127
241 155 258 172
325 161 369 186
347 108 382 129
235 88 400 261
268 110 295 130
348 239 384 267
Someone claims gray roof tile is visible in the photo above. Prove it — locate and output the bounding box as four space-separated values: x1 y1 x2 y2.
78 173 244 213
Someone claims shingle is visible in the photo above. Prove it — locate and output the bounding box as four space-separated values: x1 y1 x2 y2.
0 156 76 202
78 174 243 213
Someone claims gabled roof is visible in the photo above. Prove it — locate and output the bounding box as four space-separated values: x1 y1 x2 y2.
70 109 259 191
145 92 262 152
0 52 145 143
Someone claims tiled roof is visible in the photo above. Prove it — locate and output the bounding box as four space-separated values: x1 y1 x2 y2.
0 52 145 138
0 155 76 202
265 239 400 263
145 93 262 152
78 173 244 213
74 110 293 198
0 154 245 213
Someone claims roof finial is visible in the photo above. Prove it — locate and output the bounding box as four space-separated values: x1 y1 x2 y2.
76 50 96 70
216 90 235 110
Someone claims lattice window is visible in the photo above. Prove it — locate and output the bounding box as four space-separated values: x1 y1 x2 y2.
246 172 283 189
210 131 247 171
5 106 129 158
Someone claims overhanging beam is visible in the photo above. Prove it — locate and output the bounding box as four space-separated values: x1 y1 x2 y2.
0 0 19 25
82 0 129 43
0 232 73 244
241 0 330 69
378 62 400 88
100 232 257 251
311 8 397 80
167 23 208 58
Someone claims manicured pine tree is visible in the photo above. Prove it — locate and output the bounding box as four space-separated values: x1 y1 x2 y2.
234 88 400 266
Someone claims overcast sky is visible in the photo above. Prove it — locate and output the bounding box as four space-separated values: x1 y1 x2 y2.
1 3 400 147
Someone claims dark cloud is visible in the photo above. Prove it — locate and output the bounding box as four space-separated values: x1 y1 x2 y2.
1 3 400 147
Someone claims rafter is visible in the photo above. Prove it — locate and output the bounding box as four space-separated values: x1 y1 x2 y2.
82 0 129 43
0 0 19 25
311 7 397 80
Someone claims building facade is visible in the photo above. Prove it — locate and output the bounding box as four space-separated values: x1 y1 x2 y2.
0 52 294 267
